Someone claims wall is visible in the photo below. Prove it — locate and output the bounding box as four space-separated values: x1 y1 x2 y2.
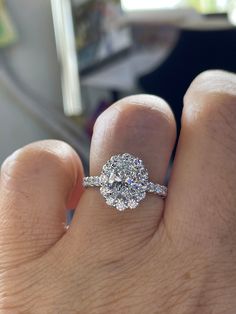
0 1 63 163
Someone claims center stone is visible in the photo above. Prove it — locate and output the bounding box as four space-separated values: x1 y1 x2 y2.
100 153 148 211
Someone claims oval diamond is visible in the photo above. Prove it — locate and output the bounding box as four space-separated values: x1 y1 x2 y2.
100 153 148 211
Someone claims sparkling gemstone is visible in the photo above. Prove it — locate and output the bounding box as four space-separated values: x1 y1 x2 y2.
141 183 147 191
128 199 139 209
123 153 130 159
106 198 114 206
116 199 126 211
100 186 110 195
126 178 133 185
87 177 92 185
148 182 155 192
108 171 116 184
94 177 100 186
102 165 108 171
100 153 148 211
111 155 119 162
100 174 108 184
155 186 162 194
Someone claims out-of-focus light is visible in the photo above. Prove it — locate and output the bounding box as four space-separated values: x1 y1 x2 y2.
51 0 83 116
228 0 236 25
121 0 183 11
191 0 230 14
216 0 229 11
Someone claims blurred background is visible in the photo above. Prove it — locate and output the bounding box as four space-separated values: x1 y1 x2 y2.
0 0 236 174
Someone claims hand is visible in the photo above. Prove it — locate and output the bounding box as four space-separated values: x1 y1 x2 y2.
1 70 236 314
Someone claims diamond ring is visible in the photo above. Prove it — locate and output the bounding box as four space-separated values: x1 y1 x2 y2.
83 153 168 211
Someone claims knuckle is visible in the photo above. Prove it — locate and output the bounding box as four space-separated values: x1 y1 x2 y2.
1 140 74 188
184 70 236 143
118 94 175 128
95 94 175 136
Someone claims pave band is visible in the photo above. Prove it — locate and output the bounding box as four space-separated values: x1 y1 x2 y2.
83 153 168 211
83 176 167 197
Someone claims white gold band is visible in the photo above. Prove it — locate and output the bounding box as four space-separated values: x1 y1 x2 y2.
83 176 167 198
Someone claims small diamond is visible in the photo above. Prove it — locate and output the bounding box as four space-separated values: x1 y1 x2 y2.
141 169 148 179
116 199 126 211
128 199 139 209
126 178 133 185
131 183 139 190
155 186 162 193
108 171 116 184
100 186 110 195
106 198 114 206
94 176 100 186
155 185 162 194
111 155 119 162
140 191 146 200
122 153 131 160
108 172 122 184
148 182 155 192
100 174 108 184
159 186 167 196
134 158 142 166
87 177 92 185
141 183 147 191
115 175 122 182
103 164 108 171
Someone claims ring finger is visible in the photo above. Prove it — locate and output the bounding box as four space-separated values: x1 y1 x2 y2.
70 95 176 249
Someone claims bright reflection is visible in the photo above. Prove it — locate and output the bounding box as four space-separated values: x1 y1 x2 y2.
121 0 183 11
216 0 229 11
228 0 236 25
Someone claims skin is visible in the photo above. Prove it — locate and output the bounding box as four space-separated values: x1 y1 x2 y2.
0 70 236 313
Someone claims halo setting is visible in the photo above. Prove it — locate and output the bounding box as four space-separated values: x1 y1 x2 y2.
83 153 167 211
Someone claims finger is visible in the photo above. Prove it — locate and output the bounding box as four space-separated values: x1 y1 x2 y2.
0 140 84 267
71 95 176 250
165 70 236 248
